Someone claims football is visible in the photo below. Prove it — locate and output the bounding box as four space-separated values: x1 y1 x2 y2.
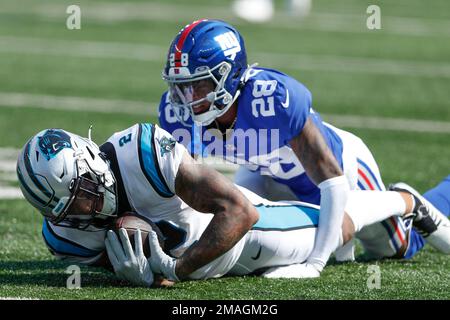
113 212 174 288
113 211 165 258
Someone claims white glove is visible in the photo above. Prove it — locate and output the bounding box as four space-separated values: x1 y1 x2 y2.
105 228 154 287
148 230 179 281
262 263 321 279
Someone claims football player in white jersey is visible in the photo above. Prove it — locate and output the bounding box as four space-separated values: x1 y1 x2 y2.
17 124 450 286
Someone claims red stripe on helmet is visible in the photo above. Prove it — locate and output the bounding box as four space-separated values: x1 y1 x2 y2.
174 19 207 67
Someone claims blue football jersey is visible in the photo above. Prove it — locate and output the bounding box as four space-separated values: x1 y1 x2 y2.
159 91 204 156
159 67 344 204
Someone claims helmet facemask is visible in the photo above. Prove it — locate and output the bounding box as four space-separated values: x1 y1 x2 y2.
165 61 238 126
50 140 118 230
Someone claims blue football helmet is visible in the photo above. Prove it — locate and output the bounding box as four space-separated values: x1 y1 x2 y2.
162 19 248 126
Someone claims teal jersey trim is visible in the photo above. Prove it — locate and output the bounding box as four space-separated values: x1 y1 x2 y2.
252 204 319 231
138 123 174 198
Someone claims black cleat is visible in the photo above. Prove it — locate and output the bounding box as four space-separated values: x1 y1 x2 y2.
389 182 438 237
389 182 450 254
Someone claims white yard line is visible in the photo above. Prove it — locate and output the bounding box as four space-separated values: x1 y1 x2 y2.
0 147 21 199
0 36 165 62
0 147 20 159
0 172 17 182
0 161 17 174
0 92 152 115
322 114 450 134
0 185 23 199
1 36 450 78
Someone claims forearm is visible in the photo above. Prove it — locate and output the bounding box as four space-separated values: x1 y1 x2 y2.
290 117 349 270
291 119 343 184
307 176 350 270
174 153 259 280
175 205 254 279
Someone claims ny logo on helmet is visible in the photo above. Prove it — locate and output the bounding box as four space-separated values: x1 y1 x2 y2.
38 129 72 160
214 31 241 61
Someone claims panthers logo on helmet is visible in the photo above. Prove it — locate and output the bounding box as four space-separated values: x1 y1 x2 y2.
38 129 72 160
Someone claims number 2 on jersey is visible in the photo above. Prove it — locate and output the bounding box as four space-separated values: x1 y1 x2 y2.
119 133 132 147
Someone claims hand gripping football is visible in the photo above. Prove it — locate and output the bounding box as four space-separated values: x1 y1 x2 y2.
114 212 165 258
112 212 173 287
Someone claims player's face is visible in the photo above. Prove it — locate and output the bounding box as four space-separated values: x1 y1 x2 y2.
66 188 104 218
169 79 215 114
53 176 106 229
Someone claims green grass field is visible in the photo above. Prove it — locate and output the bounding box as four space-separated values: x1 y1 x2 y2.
0 0 449 300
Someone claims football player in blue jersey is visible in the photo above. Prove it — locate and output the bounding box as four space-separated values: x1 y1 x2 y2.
159 19 450 277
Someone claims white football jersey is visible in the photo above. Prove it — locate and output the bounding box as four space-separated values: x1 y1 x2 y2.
43 184 321 279
43 123 245 280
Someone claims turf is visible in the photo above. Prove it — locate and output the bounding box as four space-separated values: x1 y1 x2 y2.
1 199 450 300
0 0 449 300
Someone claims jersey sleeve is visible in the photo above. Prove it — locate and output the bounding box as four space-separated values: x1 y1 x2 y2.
280 78 312 142
42 219 106 266
152 124 188 194
240 70 312 145
158 92 182 134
